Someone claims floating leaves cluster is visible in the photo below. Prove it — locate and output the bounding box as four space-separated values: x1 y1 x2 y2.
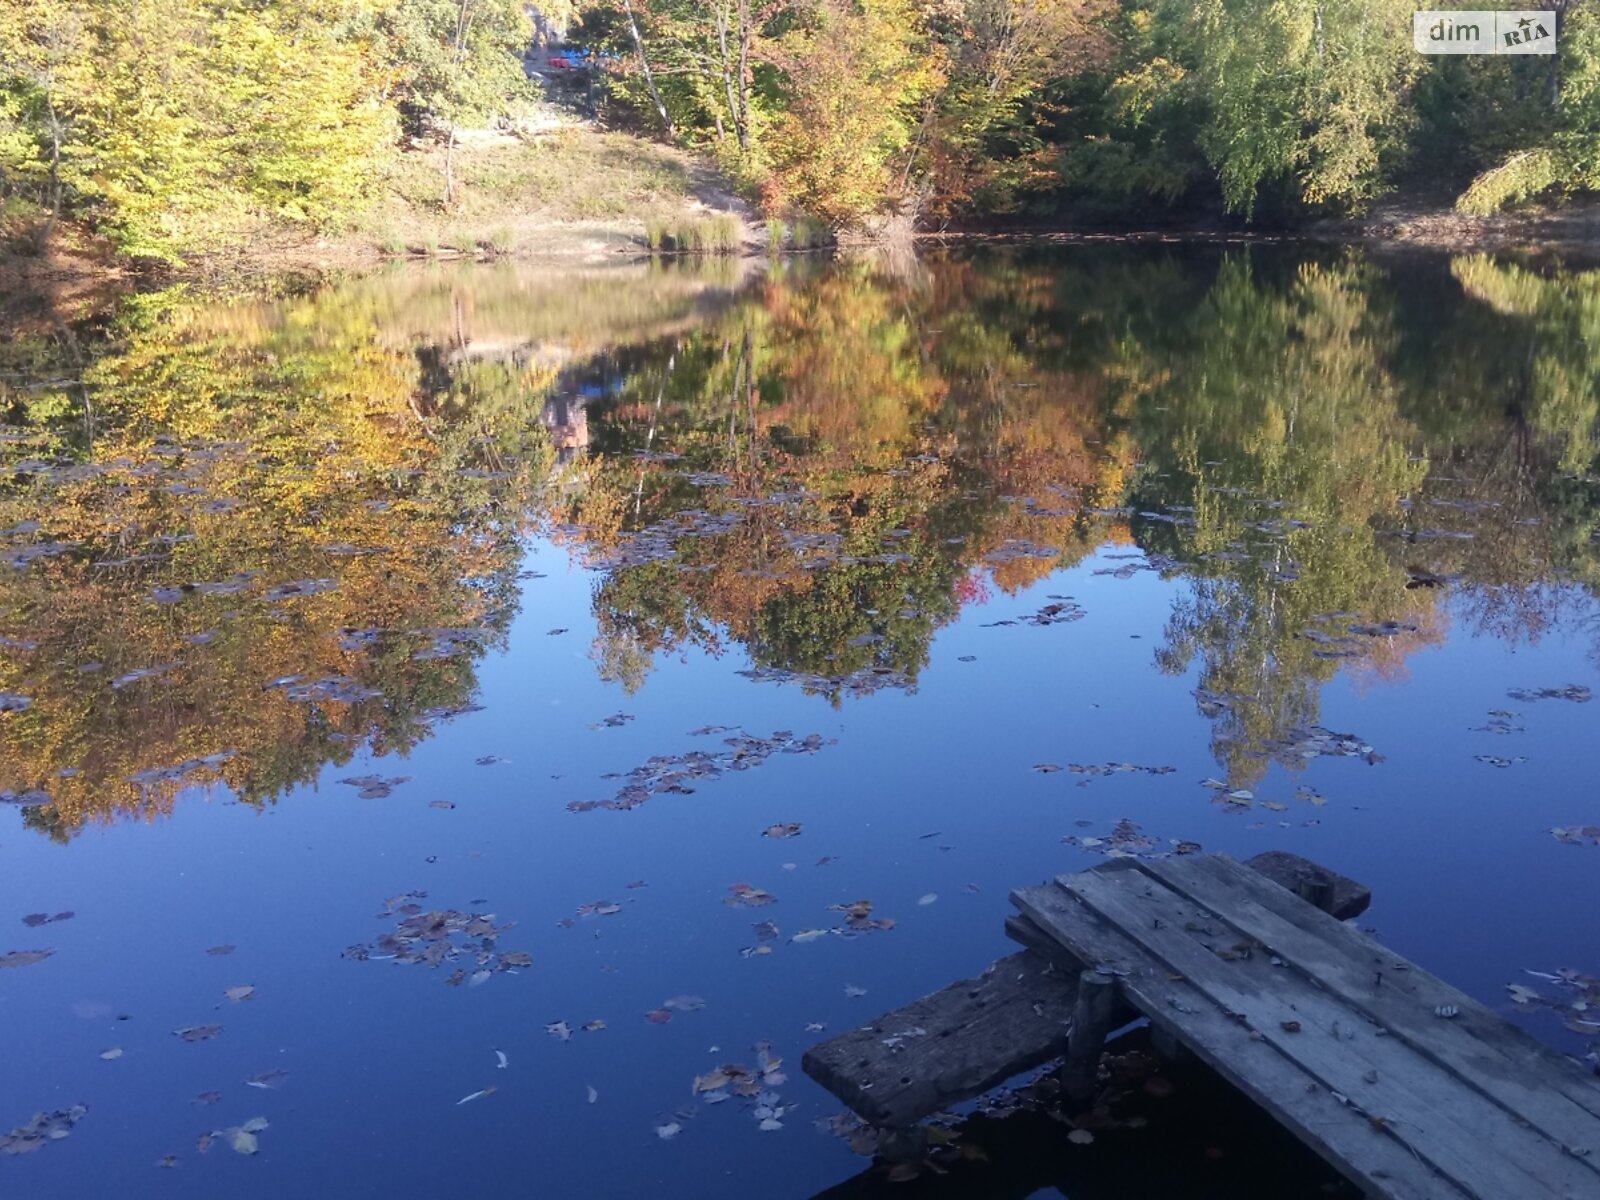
1063 819 1200 860
0 1105 88 1156
568 729 833 813
1508 968 1600 1065
341 892 531 982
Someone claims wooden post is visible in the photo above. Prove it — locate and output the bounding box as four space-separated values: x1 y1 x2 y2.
1063 970 1117 1105
1150 1024 1188 1062
1295 874 1333 913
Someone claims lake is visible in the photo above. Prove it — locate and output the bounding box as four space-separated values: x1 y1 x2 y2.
2 244 1598 1198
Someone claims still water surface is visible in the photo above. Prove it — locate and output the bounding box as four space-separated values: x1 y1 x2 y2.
3 246 1599 1198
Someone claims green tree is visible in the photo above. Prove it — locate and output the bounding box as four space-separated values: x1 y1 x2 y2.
0 0 395 258
375 0 534 205
763 0 945 224
1455 2 1600 211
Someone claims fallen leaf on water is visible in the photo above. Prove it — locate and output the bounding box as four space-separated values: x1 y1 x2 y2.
582 1019 607 1032
245 1070 289 1090
21 912 73 927
790 929 830 944
223 985 256 1003
98 1048 123 1061
0 1105 88 1156
587 1085 598 1104
1507 984 1540 1006
829 898 896 933
494 1049 509 1069
1508 684 1591 704
173 1025 223 1042
0 949 53 969
157 1155 178 1169
724 883 776 908
844 984 867 998
546 1021 573 1042
219 1118 267 1155
455 1087 496 1106
196 1133 213 1154
762 822 802 839
193 1091 222 1106
1067 1129 1095 1145
918 893 938 906
655 1122 681 1140
645 1008 673 1024
429 800 456 810
1551 826 1600 846
662 995 706 1012
205 945 235 956
694 1069 732 1093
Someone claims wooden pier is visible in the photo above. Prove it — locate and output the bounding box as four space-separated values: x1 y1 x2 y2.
802 852 1600 1199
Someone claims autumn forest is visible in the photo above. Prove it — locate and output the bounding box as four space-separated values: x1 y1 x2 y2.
4 1 1600 264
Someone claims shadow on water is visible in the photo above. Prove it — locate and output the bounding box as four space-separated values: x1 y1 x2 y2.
809 1031 1358 1200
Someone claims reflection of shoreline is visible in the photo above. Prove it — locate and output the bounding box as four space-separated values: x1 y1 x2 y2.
5 249 1600 835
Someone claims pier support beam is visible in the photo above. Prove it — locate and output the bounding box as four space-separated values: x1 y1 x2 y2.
1063 969 1117 1105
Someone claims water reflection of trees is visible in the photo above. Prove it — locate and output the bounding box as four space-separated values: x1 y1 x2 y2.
4 249 1598 833
556 249 1600 771
0 285 556 838
549 262 1137 701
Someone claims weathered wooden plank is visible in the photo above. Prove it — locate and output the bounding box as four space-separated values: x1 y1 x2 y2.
800 951 1078 1128
1149 853 1600 1155
1241 850 1372 920
1011 882 1467 1200
1004 911 1083 967
1058 865 1599 1200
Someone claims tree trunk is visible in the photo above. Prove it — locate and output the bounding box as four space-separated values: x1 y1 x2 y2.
715 2 744 149
443 0 478 209
443 124 458 208
36 98 63 254
621 0 676 140
736 0 752 152
1549 0 1570 108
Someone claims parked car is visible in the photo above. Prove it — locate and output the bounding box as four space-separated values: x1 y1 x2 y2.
547 55 573 69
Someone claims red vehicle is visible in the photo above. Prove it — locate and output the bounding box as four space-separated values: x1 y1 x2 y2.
547 54 573 69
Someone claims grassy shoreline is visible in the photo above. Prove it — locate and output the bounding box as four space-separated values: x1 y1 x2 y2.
7 123 1600 304
0 123 766 292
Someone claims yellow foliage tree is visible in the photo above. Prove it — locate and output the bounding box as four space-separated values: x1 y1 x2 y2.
763 0 947 225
